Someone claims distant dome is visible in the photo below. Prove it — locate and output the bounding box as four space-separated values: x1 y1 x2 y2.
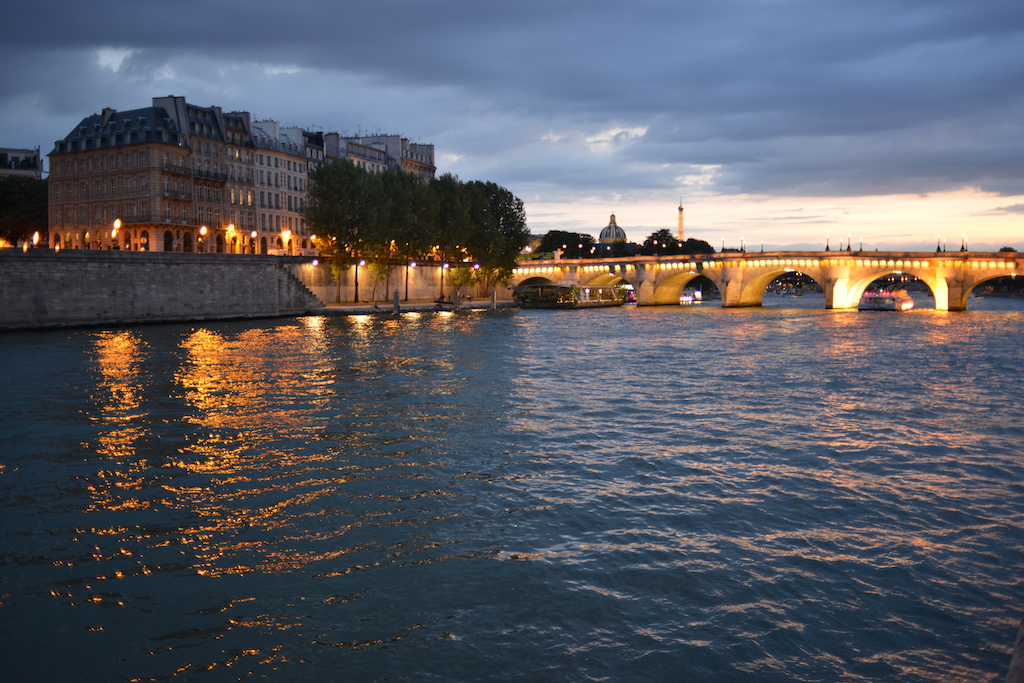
599 214 626 243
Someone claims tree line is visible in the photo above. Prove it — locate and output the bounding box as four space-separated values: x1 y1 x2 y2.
304 160 529 299
533 228 714 258
0 176 48 246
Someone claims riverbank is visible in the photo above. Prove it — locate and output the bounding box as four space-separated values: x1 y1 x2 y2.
316 298 519 316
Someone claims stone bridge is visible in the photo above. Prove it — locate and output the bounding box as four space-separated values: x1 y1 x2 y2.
512 251 1023 311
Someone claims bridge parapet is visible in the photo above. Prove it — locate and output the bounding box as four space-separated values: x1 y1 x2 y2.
512 251 1021 310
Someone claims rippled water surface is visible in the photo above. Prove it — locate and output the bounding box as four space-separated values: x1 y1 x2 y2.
2 298 1023 682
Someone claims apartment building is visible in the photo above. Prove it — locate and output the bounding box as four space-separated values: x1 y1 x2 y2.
47 96 436 255
252 120 314 255
0 147 43 179
323 133 389 173
341 134 435 181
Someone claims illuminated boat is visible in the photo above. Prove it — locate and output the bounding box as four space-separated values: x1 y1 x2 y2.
858 288 914 311
514 284 627 309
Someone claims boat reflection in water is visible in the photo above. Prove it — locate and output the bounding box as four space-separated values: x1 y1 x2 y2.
859 288 915 311
514 283 629 309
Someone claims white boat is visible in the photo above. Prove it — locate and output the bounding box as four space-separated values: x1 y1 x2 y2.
858 288 914 311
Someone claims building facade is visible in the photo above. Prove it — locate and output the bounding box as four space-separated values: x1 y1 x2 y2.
339 134 435 181
47 96 436 254
0 147 43 179
252 121 314 255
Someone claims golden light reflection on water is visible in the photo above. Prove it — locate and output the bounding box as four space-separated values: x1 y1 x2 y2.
85 331 153 513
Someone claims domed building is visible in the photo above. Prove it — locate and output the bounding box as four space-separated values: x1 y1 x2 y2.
598 214 627 244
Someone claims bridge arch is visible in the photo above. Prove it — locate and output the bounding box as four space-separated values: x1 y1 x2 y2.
584 272 625 286
838 269 937 310
518 276 558 287
733 268 826 307
957 273 1020 310
651 271 709 304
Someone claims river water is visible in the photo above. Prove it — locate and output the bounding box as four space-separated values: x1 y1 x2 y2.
1 296 1023 682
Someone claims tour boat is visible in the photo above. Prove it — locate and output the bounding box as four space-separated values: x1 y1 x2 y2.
514 284 628 309
858 288 914 311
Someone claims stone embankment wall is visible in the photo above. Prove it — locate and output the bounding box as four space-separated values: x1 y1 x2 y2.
0 249 323 331
293 260 515 305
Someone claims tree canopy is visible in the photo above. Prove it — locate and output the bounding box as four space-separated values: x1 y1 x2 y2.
536 231 596 257
0 176 47 245
304 162 528 294
640 229 714 255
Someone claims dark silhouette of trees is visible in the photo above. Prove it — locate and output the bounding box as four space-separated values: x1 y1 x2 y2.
0 176 47 245
304 161 528 299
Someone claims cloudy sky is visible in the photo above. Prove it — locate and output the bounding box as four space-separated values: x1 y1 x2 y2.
6 0 1023 250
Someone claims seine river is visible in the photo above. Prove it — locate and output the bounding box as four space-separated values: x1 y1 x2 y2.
2 296 1023 682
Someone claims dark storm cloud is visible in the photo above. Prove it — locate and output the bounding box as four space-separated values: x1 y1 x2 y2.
5 0 1023 198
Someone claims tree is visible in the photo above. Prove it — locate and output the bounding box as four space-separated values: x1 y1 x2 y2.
430 173 472 262
642 229 680 255
304 160 381 302
0 176 47 246
464 180 529 286
681 238 715 254
536 230 595 257
306 162 528 300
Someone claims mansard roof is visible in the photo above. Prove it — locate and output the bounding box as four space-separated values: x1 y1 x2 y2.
50 106 184 155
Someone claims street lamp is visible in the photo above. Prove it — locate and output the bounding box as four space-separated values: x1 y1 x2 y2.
199 225 207 252
111 218 121 250
227 223 236 254
354 258 366 303
440 262 449 300
405 261 416 301
250 231 257 254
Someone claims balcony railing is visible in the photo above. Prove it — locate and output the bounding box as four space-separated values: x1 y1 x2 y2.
193 167 227 182
161 162 191 175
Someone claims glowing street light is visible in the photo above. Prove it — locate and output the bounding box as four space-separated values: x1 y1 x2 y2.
405 260 416 301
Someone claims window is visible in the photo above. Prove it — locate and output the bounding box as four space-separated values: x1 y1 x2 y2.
95 181 102 197
139 176 147 193
80 182 87 199
110 179 117 196
66 185 73 200
139 152 146 167
125 153 131 169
